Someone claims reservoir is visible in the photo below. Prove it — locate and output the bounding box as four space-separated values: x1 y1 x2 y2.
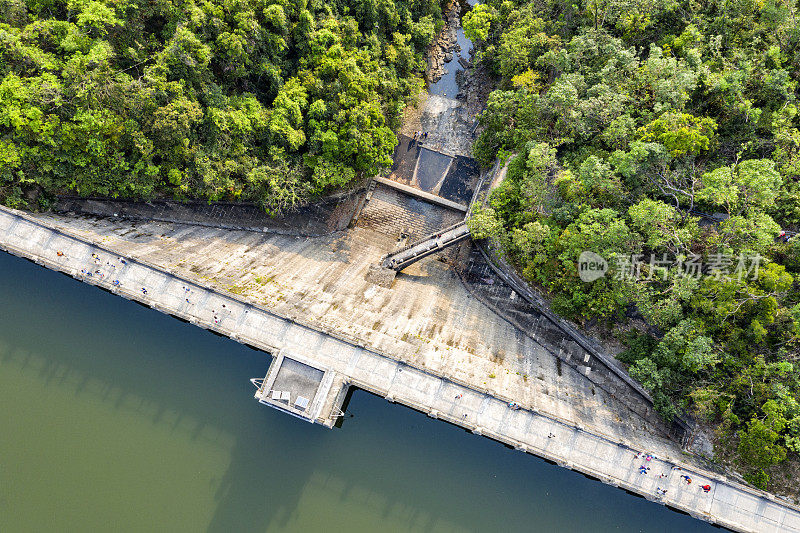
0 250 718 532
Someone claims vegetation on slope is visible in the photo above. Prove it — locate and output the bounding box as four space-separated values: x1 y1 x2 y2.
466 0 800 488
0 0 443 212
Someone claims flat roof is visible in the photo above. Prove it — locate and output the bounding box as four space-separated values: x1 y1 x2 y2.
272 358 324 408
255 351 333 423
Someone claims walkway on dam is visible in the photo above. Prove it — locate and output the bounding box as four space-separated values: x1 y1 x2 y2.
2 206 800 532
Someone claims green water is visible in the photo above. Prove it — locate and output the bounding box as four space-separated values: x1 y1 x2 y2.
0 250 718 532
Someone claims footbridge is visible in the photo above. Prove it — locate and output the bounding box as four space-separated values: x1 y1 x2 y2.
381 221 470 271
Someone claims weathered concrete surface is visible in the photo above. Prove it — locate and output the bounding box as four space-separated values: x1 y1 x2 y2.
355 181 464 242
24 209 666 443
254 350 338 426
388 135 480 205
374 177 468 212
2 204 800 532
55 190 361 237
401 94 475 157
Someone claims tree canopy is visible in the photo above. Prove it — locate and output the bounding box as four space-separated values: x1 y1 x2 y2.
0 0 443 212
470 0 800 489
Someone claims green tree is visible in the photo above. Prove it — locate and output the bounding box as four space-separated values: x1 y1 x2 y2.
269 78 308 151
698 159 783 215
638 112 717 158
463 4 495 43
468 204 505 240
738 405 787 477
628 198 694 252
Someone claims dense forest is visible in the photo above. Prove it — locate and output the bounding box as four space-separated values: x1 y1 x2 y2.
3 0 800 495
466 0 800 488
0 0 443 211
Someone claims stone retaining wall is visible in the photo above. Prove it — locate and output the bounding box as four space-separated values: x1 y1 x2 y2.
55 190 362 237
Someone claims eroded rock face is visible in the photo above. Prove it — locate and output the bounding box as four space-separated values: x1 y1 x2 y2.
426 1 461 83
458 61 493 118
422 0 492 122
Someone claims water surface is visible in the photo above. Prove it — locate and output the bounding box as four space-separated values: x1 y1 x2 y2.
0 251 718 532
428 1 476 98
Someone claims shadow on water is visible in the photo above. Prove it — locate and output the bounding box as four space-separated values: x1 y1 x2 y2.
0 251 721 532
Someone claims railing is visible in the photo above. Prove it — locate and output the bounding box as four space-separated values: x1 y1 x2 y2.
381 222 470 271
